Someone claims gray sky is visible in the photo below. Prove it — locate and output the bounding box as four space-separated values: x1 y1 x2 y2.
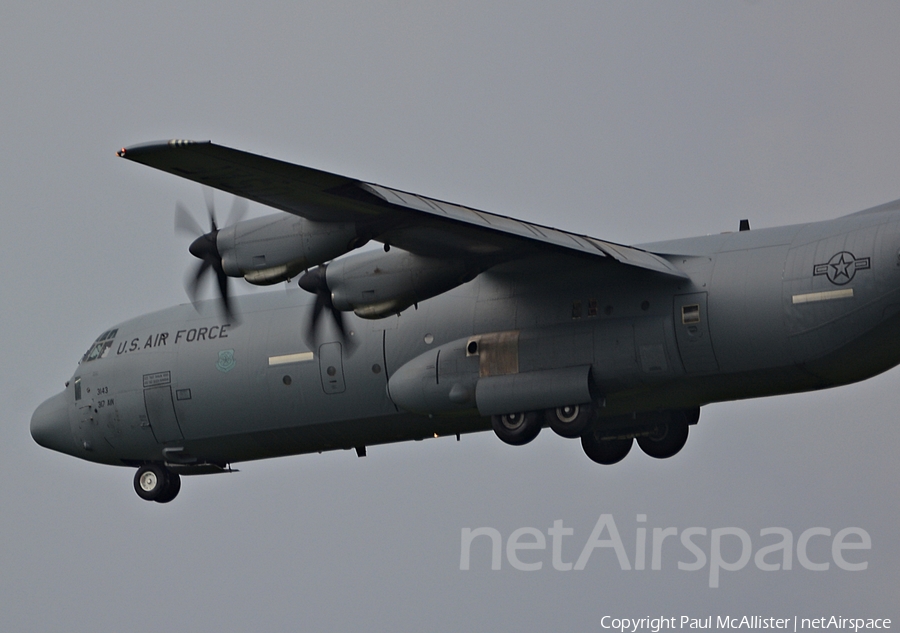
2 2 899 631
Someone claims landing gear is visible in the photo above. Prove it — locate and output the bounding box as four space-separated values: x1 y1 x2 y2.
491 411 541 446
492 404 699 464
581 428 633 465
637 411 690 459
134 464 181 503
155 472 181 503
546 403 594 438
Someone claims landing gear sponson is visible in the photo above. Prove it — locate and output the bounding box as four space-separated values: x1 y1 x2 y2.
491 405 700 464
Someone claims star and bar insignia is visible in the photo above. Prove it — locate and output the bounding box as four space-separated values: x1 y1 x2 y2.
813 251 870 286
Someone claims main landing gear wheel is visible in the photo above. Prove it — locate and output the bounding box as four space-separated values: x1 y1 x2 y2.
134 464 181 503
637 413 689 459
492 411 541 446
155 472 181 504
546 404 594 439
581 428 633 465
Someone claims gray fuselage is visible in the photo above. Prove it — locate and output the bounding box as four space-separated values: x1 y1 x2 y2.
32 205 900 468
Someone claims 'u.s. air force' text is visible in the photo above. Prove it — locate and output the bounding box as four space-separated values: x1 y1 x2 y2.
116 324 231 355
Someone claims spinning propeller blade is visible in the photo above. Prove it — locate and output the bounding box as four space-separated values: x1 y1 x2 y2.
298 265 354 353
175 189 246 322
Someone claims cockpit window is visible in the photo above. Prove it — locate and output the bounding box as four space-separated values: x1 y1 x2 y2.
80 329 118 363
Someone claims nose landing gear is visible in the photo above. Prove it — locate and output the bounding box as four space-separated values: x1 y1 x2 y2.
134 464 181 503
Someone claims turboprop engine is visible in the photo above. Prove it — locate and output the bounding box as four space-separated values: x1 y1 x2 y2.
302 247 479 319
217 213 361 285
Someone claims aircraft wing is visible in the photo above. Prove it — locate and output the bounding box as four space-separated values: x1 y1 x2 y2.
118 139 687 279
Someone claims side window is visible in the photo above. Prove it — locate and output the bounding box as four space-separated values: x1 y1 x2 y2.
74 376 82 401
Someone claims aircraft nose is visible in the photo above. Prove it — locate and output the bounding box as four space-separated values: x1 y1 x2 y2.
31 391 74 454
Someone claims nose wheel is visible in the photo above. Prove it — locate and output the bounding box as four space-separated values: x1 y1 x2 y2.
134 464 181 503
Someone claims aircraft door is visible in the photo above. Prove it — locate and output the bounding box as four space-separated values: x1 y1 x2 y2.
673 292 719 373
318 342 346 394
143 386 184 443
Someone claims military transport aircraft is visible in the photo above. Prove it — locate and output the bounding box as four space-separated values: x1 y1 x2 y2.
30 139 900 502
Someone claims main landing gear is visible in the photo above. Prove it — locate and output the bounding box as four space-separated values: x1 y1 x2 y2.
491 404 699 465
636 409 692 459
581 430 633 465
581 408 697 464
491 411 542 445
134 464 181 503
491 402 597 446
545 404 594 438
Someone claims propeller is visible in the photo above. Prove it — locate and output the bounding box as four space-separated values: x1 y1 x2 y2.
298 265 355 353
175 188 248 321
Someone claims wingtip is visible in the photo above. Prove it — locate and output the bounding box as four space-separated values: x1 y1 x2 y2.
117 139 211 159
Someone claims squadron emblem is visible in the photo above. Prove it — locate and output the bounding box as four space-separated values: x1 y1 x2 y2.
216 349 236 373
813 251 870 286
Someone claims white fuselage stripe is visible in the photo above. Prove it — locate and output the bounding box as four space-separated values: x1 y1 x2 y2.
268 352 315 366
792 288 854 304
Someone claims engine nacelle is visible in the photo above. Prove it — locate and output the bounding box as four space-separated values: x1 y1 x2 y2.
326 248 477 318
217 214 360 285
